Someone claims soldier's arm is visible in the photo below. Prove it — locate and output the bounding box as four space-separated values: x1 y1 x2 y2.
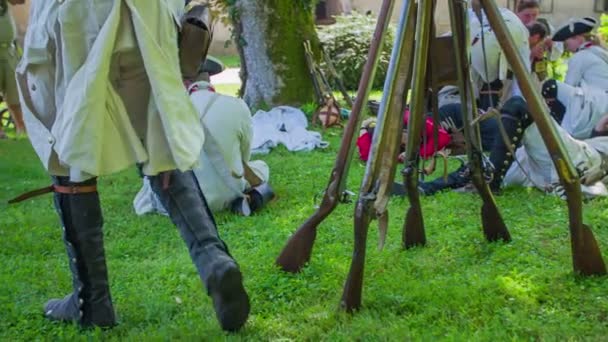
564 55 584 87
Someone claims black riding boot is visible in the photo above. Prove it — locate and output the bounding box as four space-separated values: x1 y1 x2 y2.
488 97 533 192
44 177 116 328
149 170 250 332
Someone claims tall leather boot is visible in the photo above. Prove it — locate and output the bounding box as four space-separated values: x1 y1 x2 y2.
44 177 116 328
149 170 250 332
488 97 533 192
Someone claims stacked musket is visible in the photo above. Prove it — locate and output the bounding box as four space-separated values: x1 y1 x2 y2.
277 0 606 312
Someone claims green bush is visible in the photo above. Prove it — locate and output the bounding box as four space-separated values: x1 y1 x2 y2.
599 14 608 44
317 11 395 90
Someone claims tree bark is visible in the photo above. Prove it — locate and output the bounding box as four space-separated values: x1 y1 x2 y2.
235 0 320 108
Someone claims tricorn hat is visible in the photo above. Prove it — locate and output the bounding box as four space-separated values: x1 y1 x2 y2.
200 55 225 77
553 17 598 42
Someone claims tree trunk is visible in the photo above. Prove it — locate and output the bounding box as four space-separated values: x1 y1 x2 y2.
235 0 320 108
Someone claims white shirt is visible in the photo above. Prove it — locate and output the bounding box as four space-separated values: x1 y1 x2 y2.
189 81 269 211
134 81 270 214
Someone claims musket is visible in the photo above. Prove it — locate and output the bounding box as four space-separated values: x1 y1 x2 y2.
401 0 434 249
448 0 511 242
341 0 418 312
478 0 605 275
275 0 397 273
321 46 355 108
303 40 326 105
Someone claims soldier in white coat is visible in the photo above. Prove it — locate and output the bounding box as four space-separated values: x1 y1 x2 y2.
134 65 272 216
552 17 608 91
11 0 249 331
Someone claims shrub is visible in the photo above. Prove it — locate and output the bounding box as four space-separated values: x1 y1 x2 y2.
317 11 395 90
599 14 608 44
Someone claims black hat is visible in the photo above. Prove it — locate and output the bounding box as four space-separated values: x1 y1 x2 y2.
199 55 225 76
553 17 598 42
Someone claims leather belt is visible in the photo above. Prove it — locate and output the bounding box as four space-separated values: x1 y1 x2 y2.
8 184 98 204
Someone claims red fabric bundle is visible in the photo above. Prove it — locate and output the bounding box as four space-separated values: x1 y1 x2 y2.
357 109 451 161
403 110 451 159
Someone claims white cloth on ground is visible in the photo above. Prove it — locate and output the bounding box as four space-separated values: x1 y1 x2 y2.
250 106 329 154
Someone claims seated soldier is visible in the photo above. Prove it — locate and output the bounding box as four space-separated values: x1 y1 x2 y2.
135 59 273 217
552 17 608 91
421 81 608 197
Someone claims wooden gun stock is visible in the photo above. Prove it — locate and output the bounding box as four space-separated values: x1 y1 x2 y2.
401 0 433 249
340 200 372 312
449 0 511 243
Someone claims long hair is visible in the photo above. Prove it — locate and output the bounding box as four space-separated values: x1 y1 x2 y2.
583 32 607 50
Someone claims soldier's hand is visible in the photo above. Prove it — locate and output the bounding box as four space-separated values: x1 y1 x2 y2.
531 45 545 60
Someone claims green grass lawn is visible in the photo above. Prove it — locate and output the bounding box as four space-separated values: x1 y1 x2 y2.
214 83 241 97
2 118 608 340
215 55 241 69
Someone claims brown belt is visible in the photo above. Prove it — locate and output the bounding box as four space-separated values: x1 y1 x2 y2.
8 184 98 204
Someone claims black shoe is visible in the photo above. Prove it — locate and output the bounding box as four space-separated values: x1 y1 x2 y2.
418 164 471 196
44 294 80 322
149 170 251 331
207 262 251 332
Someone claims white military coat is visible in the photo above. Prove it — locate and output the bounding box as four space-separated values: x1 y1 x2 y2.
17 0 204 181
189 81 269 211
134 81 270 214
564 45 608 91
